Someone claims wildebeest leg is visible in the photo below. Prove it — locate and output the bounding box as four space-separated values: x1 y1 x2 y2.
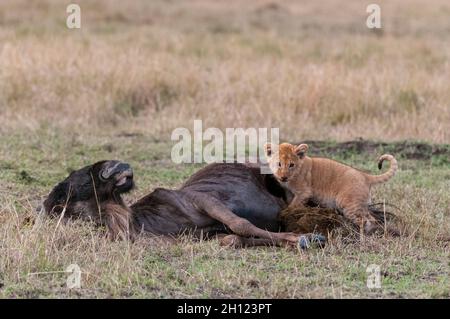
219 234 288 248
191 193 300 245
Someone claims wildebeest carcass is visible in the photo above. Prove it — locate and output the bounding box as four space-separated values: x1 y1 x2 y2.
41 160 397 248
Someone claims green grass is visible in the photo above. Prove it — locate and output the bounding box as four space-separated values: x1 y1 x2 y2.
0 130 449 298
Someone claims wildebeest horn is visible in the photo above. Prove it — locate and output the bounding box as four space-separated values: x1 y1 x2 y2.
100 161 132 181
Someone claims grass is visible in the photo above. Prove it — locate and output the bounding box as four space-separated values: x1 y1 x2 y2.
0 0 449 298
0 132 449 298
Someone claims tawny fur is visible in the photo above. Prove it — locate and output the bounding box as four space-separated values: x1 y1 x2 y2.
264 143 398 234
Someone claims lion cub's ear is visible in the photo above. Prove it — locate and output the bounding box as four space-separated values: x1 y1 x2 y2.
294 144 309 158
264 143 275 157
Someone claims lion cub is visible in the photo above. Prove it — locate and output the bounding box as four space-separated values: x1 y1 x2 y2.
264 143 398 234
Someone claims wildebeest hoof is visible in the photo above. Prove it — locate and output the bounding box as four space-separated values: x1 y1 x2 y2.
298 234 327 250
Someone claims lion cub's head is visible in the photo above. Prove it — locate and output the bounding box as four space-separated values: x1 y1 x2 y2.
264 143 309 183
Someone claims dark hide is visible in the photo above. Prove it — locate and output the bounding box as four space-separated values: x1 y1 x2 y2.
43 160 135 239
42 161 398 245
130 163 288 236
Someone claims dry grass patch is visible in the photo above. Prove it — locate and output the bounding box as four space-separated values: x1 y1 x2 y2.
0 0 449 141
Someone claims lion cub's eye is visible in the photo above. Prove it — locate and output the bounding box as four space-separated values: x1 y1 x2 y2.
289 163 295 168
278 162 282 167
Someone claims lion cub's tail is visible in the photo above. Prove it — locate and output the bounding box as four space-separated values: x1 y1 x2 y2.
366 154 398 185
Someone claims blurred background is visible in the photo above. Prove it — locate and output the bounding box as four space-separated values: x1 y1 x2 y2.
0 0 449 142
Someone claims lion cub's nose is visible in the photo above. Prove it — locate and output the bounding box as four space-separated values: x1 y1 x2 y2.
280 177 288 182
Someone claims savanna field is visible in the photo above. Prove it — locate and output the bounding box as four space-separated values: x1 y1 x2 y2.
0 0 449 298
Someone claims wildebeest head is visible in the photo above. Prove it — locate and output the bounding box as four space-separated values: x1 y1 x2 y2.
42 160 134 221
